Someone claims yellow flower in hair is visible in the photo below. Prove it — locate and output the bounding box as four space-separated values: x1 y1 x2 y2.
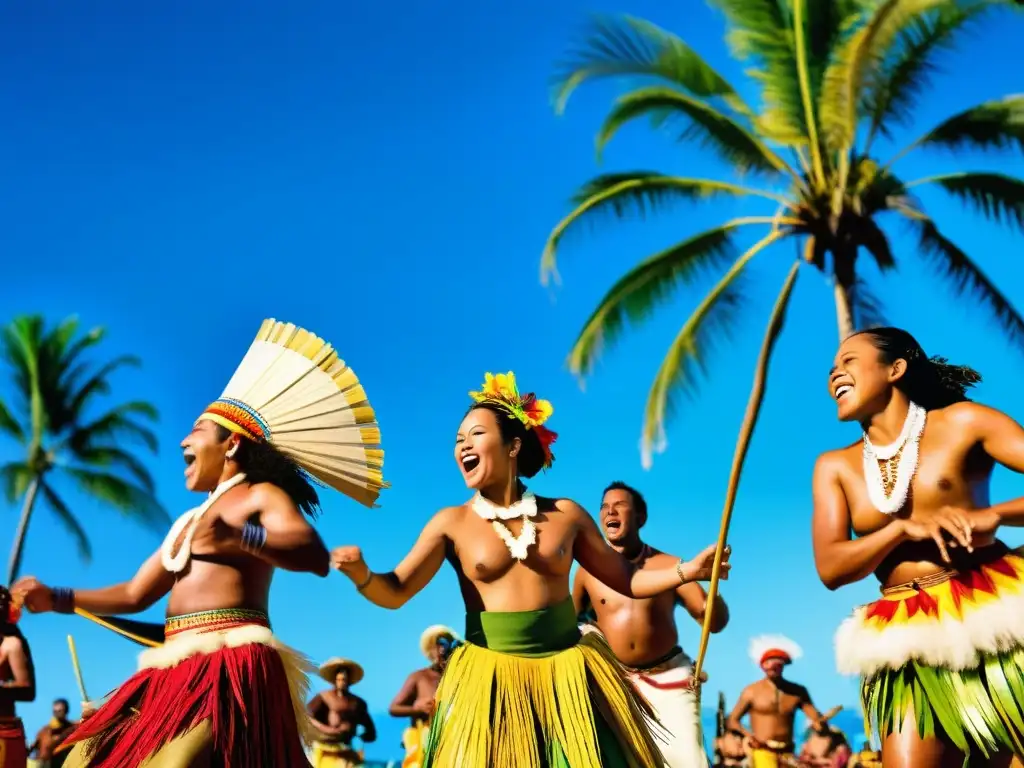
469 370 558 470
521 395 553 427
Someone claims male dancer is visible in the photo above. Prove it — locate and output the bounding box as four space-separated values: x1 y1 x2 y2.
0 586 33 768
29 698 76 768
308 658 376 767
389 625 458 768
12 319 386 766
573 481 730 767
726 637 825 768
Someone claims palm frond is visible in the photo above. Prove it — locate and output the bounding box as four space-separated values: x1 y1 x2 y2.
0 399 25 443
64 468 169 530
39 481 92 562
819 0 947 152
542 173 788 284
907 172 1024 230
708 0 808 145
69 403 159 454
73 446 156 492
638 228 790 465
857 216 897 270
861 3 987 148
905 94 1024 157
852 277 888 329
596 86 790 175
0 462 33 504
805 0 864 99
569 220 784 376
913 219 1024 344
62 354 142 424
553 15 750 115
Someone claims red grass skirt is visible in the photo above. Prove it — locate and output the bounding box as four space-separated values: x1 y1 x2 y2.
63 608 314 768
0 718 26 768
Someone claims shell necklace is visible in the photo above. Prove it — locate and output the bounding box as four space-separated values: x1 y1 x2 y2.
472 490 537 560
862 401 926 515
160 473 247 572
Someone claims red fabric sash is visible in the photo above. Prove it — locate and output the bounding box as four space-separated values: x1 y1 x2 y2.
0 718 26 768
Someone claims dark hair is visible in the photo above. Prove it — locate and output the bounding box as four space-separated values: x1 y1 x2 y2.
467 402 546 478
603 481 648 527
54 697 69 708
214 425 320 517
857 327 981 410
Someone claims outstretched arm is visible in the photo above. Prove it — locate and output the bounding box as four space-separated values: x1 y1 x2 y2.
571 501 728 598
13 549 173 616
967 404 1024 526
332 508 451 610
812 454 910 590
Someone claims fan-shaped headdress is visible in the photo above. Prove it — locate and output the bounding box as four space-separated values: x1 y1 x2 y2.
198 319 386 507
749 634 802 667
469 372 557 469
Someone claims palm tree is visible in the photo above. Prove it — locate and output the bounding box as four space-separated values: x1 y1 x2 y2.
0 315 169 584
543 0 1023 678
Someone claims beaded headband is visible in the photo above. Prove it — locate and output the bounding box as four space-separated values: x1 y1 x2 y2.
469 371 558 469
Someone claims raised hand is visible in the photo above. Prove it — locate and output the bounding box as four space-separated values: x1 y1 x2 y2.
331 546 369 583
10 577 54 613
681 544 731 582
900 509 977 563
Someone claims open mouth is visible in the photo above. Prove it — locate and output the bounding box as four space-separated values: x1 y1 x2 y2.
461 454 480 474
183 450 197 476
604 519 622 534
834 384 853 401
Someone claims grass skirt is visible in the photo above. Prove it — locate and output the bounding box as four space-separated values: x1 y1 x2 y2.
422 597 664 768
61 608 315 768
835 543 1024 760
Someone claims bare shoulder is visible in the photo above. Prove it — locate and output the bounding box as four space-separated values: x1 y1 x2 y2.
934 400 1000 430
546 497 587 519
0 634 23 653
815 443 859 474
432 505 464 527
248 482 294 510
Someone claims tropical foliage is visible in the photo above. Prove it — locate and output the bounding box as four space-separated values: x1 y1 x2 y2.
543 0 1024 465
0 315 168 583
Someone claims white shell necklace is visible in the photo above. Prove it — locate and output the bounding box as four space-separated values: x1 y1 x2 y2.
862 401 927 515
160 473 247 573
472 490 538 560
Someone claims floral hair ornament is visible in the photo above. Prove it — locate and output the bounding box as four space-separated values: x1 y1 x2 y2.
469 372 558 469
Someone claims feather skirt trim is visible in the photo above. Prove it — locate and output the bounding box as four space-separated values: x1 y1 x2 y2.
836 547 1024 677
421 632 665 768
62 621 316 767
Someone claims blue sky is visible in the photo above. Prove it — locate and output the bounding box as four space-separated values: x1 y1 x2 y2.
1 0 1022 759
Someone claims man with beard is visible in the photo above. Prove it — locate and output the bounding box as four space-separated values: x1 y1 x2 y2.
0 586 33 768
726 637 826 768
307 658 376 767
12 319 386 767
573 482 730 767
389 625 459 768
29 698 77 768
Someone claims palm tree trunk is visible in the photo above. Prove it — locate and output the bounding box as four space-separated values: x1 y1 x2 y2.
692 262 801 687
834 278 854 340
833 244 856 340
6 477 40 585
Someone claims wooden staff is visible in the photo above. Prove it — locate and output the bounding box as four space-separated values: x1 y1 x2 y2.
67 634 89 703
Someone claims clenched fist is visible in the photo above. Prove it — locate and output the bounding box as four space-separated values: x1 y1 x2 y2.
11 577 54 613
679 544 732 583
331 546 370 585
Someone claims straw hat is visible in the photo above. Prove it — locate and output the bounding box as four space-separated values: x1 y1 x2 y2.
419 625 457 659
318 657 364 685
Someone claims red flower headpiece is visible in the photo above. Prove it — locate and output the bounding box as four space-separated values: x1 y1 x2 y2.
469 372 558 469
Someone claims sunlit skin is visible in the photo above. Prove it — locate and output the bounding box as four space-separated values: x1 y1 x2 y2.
813 332 1024 768
332 406 728 617
12 419 329 637
573 487 729 668
0 587 33 720
307 668 376 746
29 699 75 761
389 637 454 726
726 659 824 753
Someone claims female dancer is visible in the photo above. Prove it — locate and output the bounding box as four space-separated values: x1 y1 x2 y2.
333 372 728 768
812 327 1024 767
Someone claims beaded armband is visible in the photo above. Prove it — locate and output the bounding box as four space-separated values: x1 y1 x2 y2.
240 521 268 554
675 560 687 585
355 570 374 591
52 587 75 614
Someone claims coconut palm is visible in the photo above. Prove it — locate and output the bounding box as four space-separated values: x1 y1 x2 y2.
543 0 1023 677
0 315 169 584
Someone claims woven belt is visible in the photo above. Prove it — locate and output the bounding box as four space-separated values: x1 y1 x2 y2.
165 607 269 638
881 569 956 596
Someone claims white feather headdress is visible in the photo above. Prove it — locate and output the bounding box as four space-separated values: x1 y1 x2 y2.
749 634 803 666
199 319 385 507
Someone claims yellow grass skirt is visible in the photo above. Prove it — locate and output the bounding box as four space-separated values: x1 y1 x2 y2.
422 598 664 768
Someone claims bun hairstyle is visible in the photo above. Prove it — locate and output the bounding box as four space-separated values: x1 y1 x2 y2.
858 327 982 410
468 402 546 479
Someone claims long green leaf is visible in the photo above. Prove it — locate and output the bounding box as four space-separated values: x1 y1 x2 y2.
596 86 789 175
0 399 25 443
567 219 775 377
908 172 1024 230
0 462 33 505
39 482 92 562
73 446 156 492
553 15 750 115
64 468 169 529
71 406 159 454
912 94 1024 155
541 173 787 284
913 219 1024 344
640 228 790 466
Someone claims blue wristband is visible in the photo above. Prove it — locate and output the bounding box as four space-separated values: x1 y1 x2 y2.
52 587 75 614
240 521 267 554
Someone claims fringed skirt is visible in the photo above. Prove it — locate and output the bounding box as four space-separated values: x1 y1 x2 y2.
835 543 1024 760
422 597 665 768
60 607 315 768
